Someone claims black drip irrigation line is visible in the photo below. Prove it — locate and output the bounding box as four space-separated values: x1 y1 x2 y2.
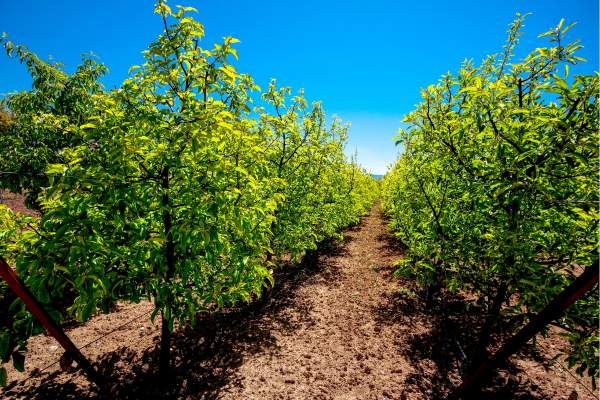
514 356 598 400
550 359 598 399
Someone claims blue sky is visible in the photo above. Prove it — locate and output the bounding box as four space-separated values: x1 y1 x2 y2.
1 1 598 174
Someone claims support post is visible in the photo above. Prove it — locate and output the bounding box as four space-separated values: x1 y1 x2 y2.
0 256 105 388
446 262 599 399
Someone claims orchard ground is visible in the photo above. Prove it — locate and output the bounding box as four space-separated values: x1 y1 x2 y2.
0 196 595 399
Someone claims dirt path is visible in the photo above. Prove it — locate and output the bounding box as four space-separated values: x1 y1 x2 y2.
216 203 411 400
1 203 595 399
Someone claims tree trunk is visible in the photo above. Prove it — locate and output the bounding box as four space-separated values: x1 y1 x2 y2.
159 313 172 380
265 208 279 264
425 261 443 308
470 281 508 369
469 200 517 367
159 166 176 381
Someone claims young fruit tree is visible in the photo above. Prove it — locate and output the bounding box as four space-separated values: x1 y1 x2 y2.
24 2 279 380
258 81 378 261
382 15 599 389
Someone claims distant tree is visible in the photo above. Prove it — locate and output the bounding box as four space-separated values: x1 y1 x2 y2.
0 34 108 210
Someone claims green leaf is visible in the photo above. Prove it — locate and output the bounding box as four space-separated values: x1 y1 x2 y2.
12 351 25 372
128 65 140 74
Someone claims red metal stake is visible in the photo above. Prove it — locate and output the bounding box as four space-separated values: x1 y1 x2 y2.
0 256 105 388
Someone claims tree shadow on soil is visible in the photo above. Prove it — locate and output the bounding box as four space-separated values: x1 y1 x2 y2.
373 289 556 400
5 235 350 400
374 231 405 265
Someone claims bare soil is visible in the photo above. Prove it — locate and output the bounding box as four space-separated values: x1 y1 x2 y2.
1 203 597 399
0 191 38 216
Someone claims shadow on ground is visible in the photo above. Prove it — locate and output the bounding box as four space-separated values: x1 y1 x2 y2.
373 287 556 399
4 233 351 400
374 231 406 263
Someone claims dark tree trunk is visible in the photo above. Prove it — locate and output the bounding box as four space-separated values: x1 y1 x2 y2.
301 248 319 269
469 200 518 367
470 281 508 369
159 314 172 380
159 166 176 382
425 261 443 308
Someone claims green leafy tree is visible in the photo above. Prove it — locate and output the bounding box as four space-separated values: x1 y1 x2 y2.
259 81 378 260
22 2 278 379
383 16 599 384
0 35 108 210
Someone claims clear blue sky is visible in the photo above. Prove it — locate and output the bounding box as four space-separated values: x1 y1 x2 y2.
1 1 598 174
